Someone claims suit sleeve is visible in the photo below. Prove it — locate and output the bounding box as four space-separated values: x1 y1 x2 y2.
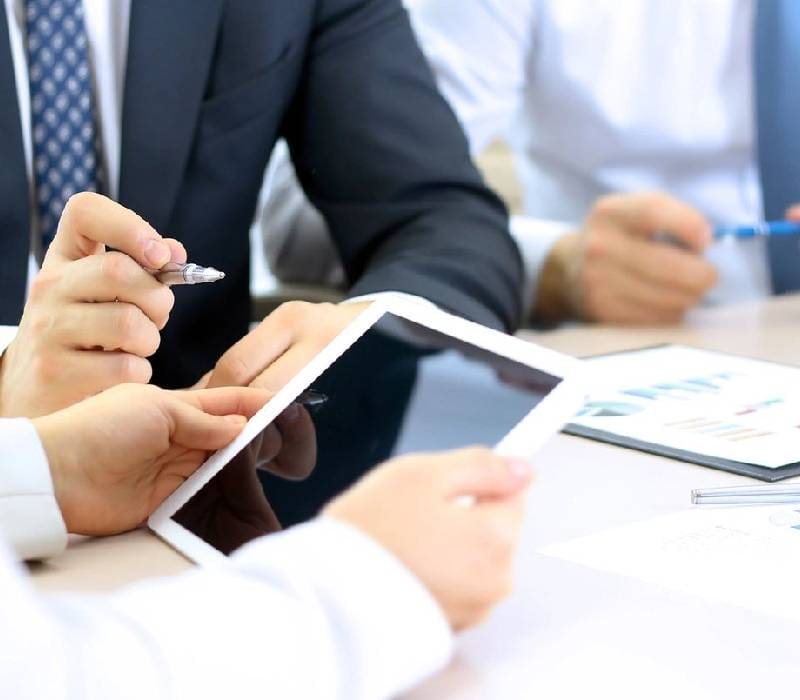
282 0 523 332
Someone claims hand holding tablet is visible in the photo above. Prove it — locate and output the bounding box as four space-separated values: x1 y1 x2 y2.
151 297 585 562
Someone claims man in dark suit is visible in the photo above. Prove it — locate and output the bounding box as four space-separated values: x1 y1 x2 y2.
0 0 522 421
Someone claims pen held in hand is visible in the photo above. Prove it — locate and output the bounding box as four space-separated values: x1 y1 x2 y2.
154 262 226 286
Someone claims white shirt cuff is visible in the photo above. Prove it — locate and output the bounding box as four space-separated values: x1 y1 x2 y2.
234 517 454 699
0 325 18 354
510 215 573 318
0 418 67 560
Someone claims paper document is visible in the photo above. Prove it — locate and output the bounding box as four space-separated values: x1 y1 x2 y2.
571 346 800 468
542 505 800 623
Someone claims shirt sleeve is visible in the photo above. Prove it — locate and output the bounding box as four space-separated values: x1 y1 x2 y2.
0 326 17 354
0 518 452 700
510 215 574 319
410 0 538 153
0 418 67 561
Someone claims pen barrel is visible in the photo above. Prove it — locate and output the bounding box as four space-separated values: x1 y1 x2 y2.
154 269 190 286
692 491 800 505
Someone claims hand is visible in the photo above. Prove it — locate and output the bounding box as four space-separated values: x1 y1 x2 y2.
200 301 370 393
534 192 718 324
0 192 187 418
32 383 269 536
324 447 533 631
786 204 800 221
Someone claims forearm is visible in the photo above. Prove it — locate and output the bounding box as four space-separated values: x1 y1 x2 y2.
291 0 523 332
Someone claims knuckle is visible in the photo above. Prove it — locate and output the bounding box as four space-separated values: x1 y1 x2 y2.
28 270 59 302
61 191 97 224
101 252 135 285
30 352 58 385
28 310 56 338
274 300 313 322
590 194 621 221
115 304 140 340
214 351 253 385
582 231 607 262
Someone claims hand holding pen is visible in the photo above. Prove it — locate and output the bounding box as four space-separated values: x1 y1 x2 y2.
0 193 222 418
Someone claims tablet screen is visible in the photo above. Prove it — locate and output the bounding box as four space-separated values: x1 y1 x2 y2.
173 313 561 555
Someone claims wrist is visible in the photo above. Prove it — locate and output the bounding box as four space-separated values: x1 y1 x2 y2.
32 416 79 528
533 232 582 321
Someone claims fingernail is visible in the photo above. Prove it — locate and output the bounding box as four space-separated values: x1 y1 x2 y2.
144 239 170 268
507 458 533 478
224 415 247 426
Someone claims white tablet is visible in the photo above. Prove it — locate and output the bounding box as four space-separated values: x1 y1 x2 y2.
149 297 585 563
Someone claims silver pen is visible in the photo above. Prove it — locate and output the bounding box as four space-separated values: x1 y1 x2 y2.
154 262 225 286
691 484 800 506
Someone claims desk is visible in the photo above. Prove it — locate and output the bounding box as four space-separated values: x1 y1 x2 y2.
30 295 800 698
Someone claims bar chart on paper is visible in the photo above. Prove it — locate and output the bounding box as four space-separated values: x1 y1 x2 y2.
569 346 800 470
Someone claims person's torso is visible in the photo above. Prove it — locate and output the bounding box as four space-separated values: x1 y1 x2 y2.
517 0 768 303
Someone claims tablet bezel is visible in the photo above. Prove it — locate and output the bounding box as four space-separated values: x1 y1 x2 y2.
149 296 586 564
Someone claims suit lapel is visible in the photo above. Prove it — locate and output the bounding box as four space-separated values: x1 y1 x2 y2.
0 6 32 323
119 0 224 232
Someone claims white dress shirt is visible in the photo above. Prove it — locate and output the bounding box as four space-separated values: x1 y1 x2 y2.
0 517 452 699
4 0 129 286
262 0 772 310
0 412 453 698
411 0 770 306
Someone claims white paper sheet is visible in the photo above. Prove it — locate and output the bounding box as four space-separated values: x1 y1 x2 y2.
541 505 800 623
572 346 800 468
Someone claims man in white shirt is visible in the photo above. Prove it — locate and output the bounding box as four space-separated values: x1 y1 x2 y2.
262 0 800 325
1 366 530 699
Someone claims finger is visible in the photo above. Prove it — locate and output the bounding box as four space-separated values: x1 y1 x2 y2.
206 318 295 389
249 341 316 392
164 238 188 265
435 447 534 500
786 204 800 221
57 302 162 357
40 350 152 401
60 252 175 328
598 231 717 296
272 405 318 478
46 192 172 269
173 386 273 419
166 399 248 451
594 192 712 252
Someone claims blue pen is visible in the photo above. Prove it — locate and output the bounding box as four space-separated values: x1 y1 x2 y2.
714 220 800 240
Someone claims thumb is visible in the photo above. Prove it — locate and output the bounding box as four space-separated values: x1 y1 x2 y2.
166 398 247 451
46 192 173 269
438 447 534 502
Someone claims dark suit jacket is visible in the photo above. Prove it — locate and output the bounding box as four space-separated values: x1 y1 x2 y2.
0 0 523 388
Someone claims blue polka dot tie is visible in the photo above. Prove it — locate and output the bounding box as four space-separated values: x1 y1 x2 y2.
24 0 102 255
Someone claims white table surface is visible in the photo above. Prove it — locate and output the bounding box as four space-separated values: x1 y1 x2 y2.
29 295 800 699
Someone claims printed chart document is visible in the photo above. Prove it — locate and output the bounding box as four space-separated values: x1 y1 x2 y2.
568 345 800 478
541 505 800 623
